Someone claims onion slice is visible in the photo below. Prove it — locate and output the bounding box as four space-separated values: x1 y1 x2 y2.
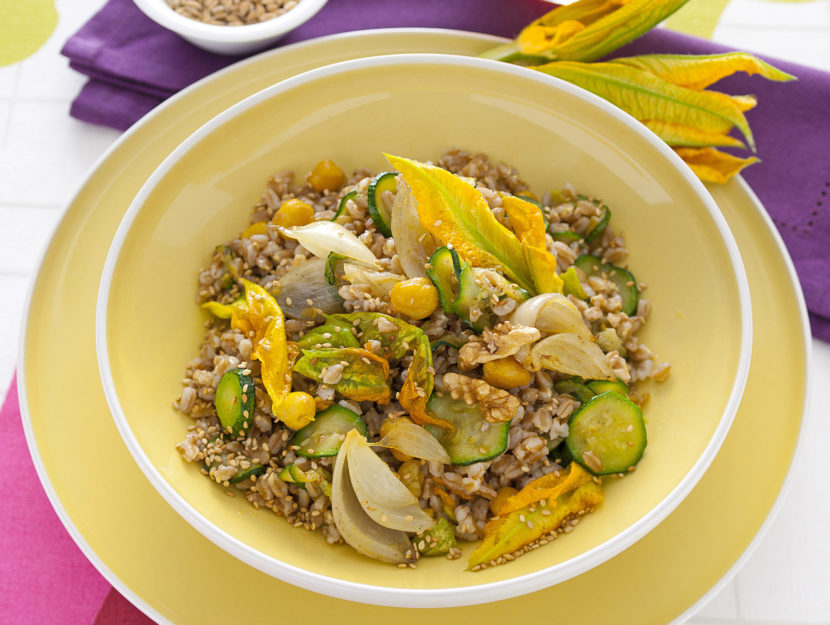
536 295 592 337
277 221 378 266
275 257 343 318
377 419 451 464
511 293 591 337
330 431 413 564
530 333 615 379
347 433 434 533
510 294 558 328
390 185 437 279
341 263 404 298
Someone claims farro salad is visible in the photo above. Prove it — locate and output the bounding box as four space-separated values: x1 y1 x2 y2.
175 149 670 570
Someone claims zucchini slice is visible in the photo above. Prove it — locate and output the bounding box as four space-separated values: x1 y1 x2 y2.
290 404 368 458
548 441 573 468
367 171 397 236
574 254 639 316
324 252 346 286
584 205 611 243
550 229 582 243
232 463 266 483
430 337 466 352
215 369 255 437
566 391 646 475
426 246 460 313
586 379 629 396
203 439 266 484
332 190 358 221
554 378 594 403
278 463 332 496
453 264 494 332
424 394 509 465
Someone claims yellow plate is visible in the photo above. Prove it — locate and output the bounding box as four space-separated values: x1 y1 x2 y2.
20 29 808 624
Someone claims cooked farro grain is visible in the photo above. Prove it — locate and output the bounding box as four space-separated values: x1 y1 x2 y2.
175 149 669 568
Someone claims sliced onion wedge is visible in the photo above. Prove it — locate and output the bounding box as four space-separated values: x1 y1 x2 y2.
330 431 413 564
511 294 558 328
341 263 404 298
531 333 615 379
511 293 591 337
345 431 433 533
377 419 451 464
536 295 592 338
390 185 437 279
276 257 343 318
277 221 379 266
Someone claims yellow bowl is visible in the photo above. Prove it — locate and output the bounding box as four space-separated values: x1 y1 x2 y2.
96 54 751 607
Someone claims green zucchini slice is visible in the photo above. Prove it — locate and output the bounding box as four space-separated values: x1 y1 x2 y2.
452 264 494 332
548 441 573 468
215 368 255 437
324 252 346 286
367 171 397 236
290 404 368 458
332 190 358 221
425 394 509 465
584 205 611 243
232 463 266 483
574 254 639 316
426 246 460 313
550 229 582 243
566 391 646 475
554 379 594 403
587 379 629 396
203 439 266 484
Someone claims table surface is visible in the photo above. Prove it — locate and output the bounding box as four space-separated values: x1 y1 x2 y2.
1 1 829 623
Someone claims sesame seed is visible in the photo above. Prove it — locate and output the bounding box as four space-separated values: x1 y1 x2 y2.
285 297 293 306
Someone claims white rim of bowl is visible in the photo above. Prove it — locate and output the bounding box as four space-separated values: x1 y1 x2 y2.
132 0 329 42
95 52 753 608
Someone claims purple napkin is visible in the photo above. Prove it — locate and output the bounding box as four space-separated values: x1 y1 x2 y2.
61 0 830 341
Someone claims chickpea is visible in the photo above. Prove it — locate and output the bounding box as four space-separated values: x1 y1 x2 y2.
483 357 532 389
241 220 268 238
397 459 424 498
390 277 439 320
489 486 518 516
278 392 316 430
272 198 315 228
379 416 414 462
307 159 346 192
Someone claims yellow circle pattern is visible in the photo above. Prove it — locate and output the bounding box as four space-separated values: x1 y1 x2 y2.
0 0 58 67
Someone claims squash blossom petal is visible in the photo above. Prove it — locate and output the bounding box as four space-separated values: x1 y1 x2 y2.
673 147 760 184
231 280 315 429
481 0 690 63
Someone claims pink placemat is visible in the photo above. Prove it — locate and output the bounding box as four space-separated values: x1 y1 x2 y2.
0 374 118 624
